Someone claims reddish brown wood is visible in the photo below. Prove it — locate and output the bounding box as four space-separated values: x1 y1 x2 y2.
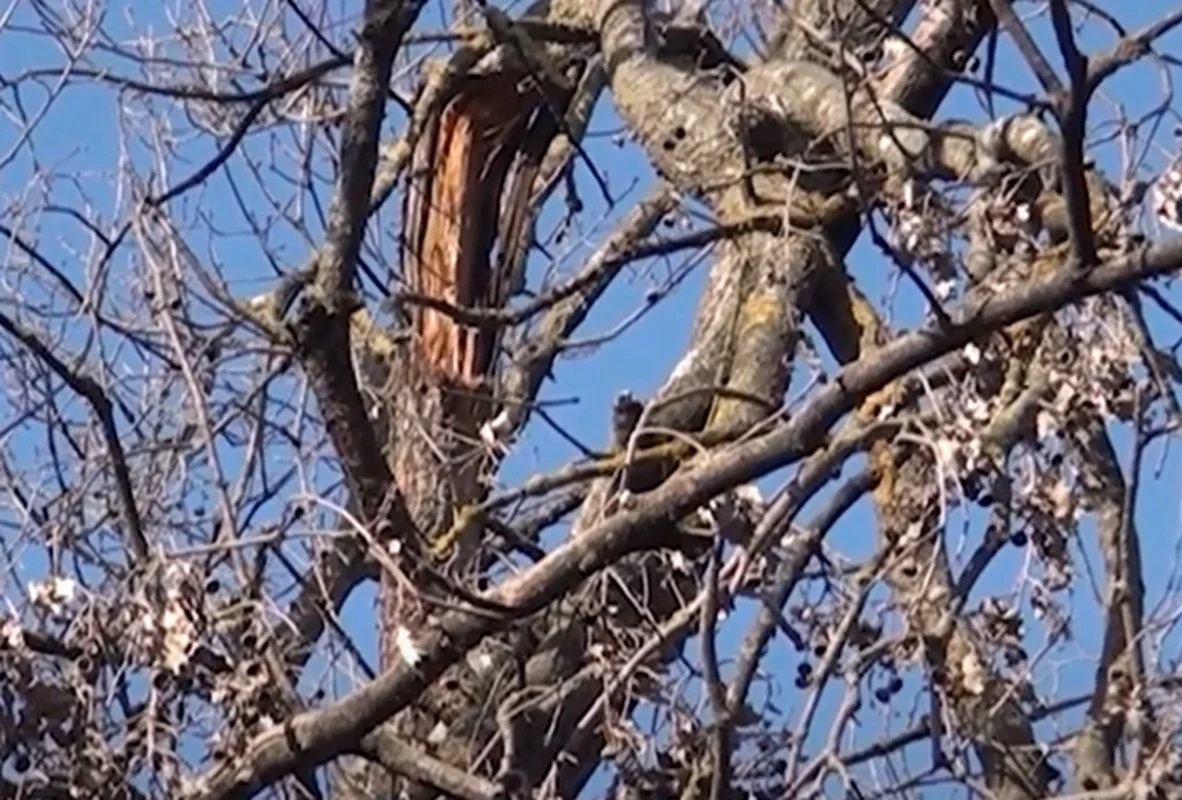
401 72 538 389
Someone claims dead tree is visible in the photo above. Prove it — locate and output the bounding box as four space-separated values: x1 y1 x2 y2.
6 1 1182 800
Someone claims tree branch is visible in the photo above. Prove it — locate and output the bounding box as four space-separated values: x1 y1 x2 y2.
198 233 1182 800
0 312 149 562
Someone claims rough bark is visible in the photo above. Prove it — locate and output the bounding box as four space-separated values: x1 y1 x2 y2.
199 229 1182 798
360 1 1130 796
766 3 1066 796
505 1 1020 797
372 21 593 798
208 1 1169 797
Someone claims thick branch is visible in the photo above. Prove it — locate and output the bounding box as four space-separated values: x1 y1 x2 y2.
198 234 1182 800
1070 415 1147 790
315 0 428 306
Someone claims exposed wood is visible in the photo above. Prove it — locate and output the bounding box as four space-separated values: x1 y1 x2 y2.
371 27 587 796
401 71 540 390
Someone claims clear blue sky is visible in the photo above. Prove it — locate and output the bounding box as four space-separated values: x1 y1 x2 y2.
2 1 1182 796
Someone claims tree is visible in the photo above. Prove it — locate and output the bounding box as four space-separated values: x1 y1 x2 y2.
3 0 1182 797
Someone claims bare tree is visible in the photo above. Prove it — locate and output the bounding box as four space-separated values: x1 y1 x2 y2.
4 0 1182 798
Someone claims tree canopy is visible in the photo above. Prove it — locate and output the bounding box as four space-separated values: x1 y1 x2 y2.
3 1 1182 799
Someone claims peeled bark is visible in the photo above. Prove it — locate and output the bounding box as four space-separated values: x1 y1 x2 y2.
367 15 594 796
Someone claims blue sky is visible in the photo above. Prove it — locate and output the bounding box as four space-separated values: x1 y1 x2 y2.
3 0 1182 796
